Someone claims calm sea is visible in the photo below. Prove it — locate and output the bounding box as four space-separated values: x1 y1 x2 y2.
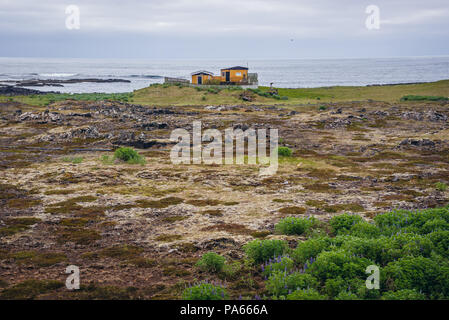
0 56 448 93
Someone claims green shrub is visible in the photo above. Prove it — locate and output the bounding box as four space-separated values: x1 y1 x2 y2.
182 282 228 300
435 182 448 191
349 222 381 238
429 230 449 258
381 289 426 300
113 147 145 164
266 270 319 296
329 214 363 235
243 239 289 264
261 255 294 277
308 249 373 282
286 288 326 300
335 291 361 300
277 146 292 157
374 206 449 236
383 256 448 298
292 237 331 264
195 252 226 273
275 217 317 236
114 147 139 161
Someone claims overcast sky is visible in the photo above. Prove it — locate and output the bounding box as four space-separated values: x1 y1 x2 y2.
1 0 449 59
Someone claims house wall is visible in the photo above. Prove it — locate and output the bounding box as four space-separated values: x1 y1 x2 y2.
191 74 213 84
220 69 248 83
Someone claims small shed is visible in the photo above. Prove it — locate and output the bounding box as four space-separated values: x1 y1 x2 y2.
191 71 214 85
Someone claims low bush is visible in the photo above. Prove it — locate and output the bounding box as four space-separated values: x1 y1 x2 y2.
329 214 363 235
286 288 326 300
435 182 448 191
308 249 373 282
275 217 317 236
381 289 426 300
277 146 292 157
383 256 449 298
261 255 294 277
182 282 228 300
243 239 289 264
292 237 331 264
113 147 145 165
266 270 319 296
195 252 226 273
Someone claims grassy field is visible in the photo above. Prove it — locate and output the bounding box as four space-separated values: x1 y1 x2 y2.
1 80 449 107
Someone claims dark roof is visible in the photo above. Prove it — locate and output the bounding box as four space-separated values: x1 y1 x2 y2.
220 66 248 71
191 70 214 76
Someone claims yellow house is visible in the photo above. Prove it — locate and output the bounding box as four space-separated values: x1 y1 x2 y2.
191 66 250 85
191 70 214 85
220 66 248 83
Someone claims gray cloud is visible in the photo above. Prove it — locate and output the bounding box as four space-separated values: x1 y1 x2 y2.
1 0 448 58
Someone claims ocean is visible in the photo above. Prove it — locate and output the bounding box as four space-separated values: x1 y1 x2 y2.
0 56 448 93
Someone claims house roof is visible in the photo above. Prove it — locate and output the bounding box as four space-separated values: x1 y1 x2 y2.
221 66 249 71
191 70 214 76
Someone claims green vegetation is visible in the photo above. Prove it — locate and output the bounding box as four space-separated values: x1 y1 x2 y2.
243 239 289 264
0 217 41 237
246 206 449 300
435 182 448 191
261 256 294 277
114 147 146 165
275 216 317 236
277 146 293 157
62 156 83 164
400 95 449 102
329 213 363 235
195 252 226 273
0 279 64 299
0 92 133 106
2 80 449 107
182 282 228 300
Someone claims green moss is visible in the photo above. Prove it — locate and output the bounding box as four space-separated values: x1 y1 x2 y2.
222 201 240 206
250 230 271 238
0 217 41 237
127 257 157 268
278 206 307 215
155 234 183 242
62 156 84 164
176 242 199 253
200 209 223 217
57 228 101 245
99 245 143 260
162 266 191 276
11 251 67 267
162 216 188 222
0 279 64 300
304 183 336 193
272 199 293 203
44 189 76 195
7 199 42 209
323 203 365 213
201 223 255 235
136 197 184 209
186 199 222 207
305 200 327 207
59 217 90 227
76 283 140 300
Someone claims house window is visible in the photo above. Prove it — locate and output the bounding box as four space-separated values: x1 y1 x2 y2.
236 72 242 76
